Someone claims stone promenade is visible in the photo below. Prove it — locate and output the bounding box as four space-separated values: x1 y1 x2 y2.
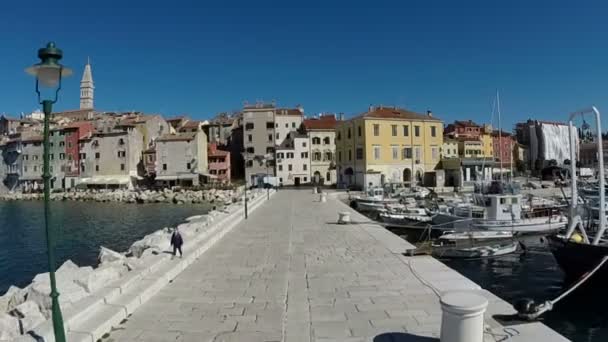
106 189 568 342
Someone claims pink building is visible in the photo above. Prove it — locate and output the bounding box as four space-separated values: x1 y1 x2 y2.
208 143 231 182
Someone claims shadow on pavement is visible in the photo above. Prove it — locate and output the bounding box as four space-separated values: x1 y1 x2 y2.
373 332 439 342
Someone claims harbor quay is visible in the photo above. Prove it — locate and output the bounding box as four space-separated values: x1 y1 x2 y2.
101 189 568 342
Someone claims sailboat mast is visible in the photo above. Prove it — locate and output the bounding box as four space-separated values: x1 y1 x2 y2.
497 90 503 182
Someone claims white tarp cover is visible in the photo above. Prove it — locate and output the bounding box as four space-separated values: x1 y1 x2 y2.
540 123 579 164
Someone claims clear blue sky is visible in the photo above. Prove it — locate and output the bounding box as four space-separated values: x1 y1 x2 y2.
2 0 608 130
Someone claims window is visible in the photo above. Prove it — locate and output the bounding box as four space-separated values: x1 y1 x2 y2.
68 155 73 161
288 164 293 171
33 155 38 161
267 134 273 142
303 164 307 171
24 154 28 161
59 153 65 160
337 132 341 140
312 137 321 145
245 123 254 130
50 166 53 173
245 160 253 168
302 141 307 147
266 147 275 154
285 123 288 128
59 141 65 147
68 142 72 148
117 151 126 158
163 164 167 171
358 126 362 137
348 150 352 161
24 166 27 172
280 177 283 183
246 147 254 154
277 152 284 159
120 164 125 171
50 154 54 160
356 148 363 160
50 142 54 147
266 122 274 129
347 128 351 139
415 147 421 160
325 152 332 161
301 152 308 158
95 165 99 172
248 134 252 142
373 124 380 136
292 122 296 128
403 148 412 159
392 146 399 160
392 125 397 136
431 126 437 137
403 125 409 137
287 152 294 158
187 162 191 169
33 166 37 172
373 145 381 160
338 151 342 161
278 165 283 171
414 126 420 137
95 152 100 159
326 172 331 181
276 133 280 140
81 165 85 172
313 151 321 161
432 147 438 160
323 137 330 145
275 123 278 128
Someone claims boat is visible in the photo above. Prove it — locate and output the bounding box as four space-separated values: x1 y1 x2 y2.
432 239 519 259
350 187 399 212
439 230 514 241
548 107 608 284
379 207 433 228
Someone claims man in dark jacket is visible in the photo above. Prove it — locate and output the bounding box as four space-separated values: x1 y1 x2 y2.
170 228 183 258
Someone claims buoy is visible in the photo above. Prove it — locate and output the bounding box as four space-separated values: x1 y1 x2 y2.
570 233 584 243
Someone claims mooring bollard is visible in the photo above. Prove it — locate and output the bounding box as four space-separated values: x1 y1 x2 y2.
338 211 350 224
440 291 488 342
320 192 327 202
312 187 317 194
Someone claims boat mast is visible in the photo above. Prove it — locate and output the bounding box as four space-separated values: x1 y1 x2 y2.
497 90 503 183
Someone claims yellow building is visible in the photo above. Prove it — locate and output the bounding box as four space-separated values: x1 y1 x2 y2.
335 106 443 189
480 124 494 158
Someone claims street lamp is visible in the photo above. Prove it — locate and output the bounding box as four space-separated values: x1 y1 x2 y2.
26 42 72 342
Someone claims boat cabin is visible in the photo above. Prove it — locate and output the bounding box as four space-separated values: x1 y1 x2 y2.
482 194 522 221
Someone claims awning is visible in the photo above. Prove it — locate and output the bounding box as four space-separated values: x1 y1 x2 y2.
78 176 131 185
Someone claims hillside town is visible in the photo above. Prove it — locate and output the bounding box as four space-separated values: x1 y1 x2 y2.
0 61 595 194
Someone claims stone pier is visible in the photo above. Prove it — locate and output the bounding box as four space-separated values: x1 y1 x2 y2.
105 189 568 342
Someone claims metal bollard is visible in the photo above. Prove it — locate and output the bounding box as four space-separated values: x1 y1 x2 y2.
440 291 488 342
338 211 350 224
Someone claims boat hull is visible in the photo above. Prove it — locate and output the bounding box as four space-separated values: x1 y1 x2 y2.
432 241 518 259
548 235 608 283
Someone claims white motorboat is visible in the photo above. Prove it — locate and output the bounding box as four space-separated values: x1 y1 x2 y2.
379 207 433 227
351 187 399 212
439 230 514 241
432 240 519 259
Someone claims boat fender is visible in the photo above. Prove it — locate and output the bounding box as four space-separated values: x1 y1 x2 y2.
514 298 553 320
569 233 584 243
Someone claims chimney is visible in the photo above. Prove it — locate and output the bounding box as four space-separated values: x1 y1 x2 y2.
427 110 433 117
368 105 374 112
339 113 344 121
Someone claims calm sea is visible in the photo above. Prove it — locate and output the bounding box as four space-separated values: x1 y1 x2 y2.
0 200 211 294
442 243 608 342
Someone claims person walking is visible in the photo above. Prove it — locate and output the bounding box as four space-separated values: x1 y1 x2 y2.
170 228 183 258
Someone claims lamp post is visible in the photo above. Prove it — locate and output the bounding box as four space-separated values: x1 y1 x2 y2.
26 42 72 342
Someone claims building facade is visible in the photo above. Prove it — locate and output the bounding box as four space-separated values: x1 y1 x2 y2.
155 131 208 187
335 106 443 190
440 139 459 159
276 132 310 186
208 143 231 183
243 103 276 186
303 114 337 185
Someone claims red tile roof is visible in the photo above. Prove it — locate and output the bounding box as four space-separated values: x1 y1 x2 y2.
303 115 337 130
354 107 441 122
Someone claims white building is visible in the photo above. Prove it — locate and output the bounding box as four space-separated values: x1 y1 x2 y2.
274 107 303 145
275 131 310 186
303 114 337 185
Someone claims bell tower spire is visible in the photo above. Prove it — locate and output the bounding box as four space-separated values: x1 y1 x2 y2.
80 58 94 110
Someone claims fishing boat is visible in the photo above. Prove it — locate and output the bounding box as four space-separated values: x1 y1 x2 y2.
379 207 433 227
432 236 519 259
549 106 608 284
350 187 399 212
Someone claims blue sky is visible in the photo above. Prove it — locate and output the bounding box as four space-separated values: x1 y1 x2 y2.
1 0 608 129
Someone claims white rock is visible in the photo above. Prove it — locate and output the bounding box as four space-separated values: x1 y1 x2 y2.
10 300 45 333
74 266 122 293
26 279 87 319
0 313 20 340
98 246 125 264
0 285 22 313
